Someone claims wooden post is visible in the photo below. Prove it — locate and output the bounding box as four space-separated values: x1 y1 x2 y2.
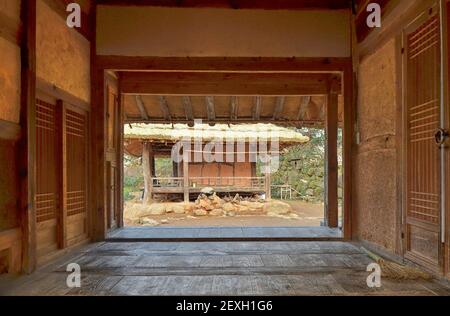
265 163 272 201
142 143 153 204
183 146 190 203
325 79 339 228
19 0 37 273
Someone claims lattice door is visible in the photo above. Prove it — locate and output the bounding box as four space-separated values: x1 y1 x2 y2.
405 10 442 272
35 98 60 258
64 107 89 246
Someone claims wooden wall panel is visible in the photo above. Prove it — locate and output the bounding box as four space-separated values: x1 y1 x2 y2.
404 10 442 273
64 107 89 246
35 98 59 260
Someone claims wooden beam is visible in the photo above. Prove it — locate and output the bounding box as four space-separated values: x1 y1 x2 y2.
253 96 262 120
121 72 340 96
19 0 37 273
97 56 351 72
36 77 90 112
273 96 286 120
182 96 194 121
0 10 22 45
0 119 21 141
325 83 339 229
135 95 149 120
297 96 311 121
205 96 216 121
125 117 326 127
96 0 350 10
158 96 172 121
230 96 238 121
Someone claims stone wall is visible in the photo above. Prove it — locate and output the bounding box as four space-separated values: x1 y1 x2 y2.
353 38 400 253
36 0 91 103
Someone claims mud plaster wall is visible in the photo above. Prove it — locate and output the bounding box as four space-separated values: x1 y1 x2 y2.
0 0 21 123
354 39 399 252
0 140 18 231
36 0 91 103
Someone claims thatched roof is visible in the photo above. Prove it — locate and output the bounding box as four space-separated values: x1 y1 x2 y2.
124 123 310 144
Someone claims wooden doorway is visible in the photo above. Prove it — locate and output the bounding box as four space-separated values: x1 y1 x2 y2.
403 4 444 273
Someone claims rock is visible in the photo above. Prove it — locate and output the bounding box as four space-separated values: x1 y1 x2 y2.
226 211 236 217
148 203 166 215
210 209 224 216
141 217 159 226
201 187 215 195
222 202 236 212
160 219 169 224
194 209 208 216
172 204 186 214
263 201 292 215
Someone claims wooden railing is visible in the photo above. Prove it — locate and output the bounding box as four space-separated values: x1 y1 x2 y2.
189 177 265 190
152 177 183 188
150 177 266 190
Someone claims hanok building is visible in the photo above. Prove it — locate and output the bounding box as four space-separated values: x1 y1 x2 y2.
0 0 450 295
124 121 310 202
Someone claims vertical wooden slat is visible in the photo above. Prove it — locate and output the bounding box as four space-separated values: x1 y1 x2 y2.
19 0 37 273
183 146 190 203
325 80 339 229
117 81 125 228
142 142 153 204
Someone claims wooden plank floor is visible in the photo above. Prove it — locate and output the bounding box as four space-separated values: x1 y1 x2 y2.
107 226 342 241
1 241 450 296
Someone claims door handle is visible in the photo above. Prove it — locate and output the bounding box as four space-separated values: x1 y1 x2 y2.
435 128 449 147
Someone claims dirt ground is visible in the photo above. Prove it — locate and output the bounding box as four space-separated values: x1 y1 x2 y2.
125 200 325 227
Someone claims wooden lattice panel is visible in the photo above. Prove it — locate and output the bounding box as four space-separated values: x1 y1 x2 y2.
65 109 87 217
406 14 441 225
404 11 442 271
36 99 58 223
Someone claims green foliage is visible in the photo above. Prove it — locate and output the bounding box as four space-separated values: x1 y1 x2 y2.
263 128 343 202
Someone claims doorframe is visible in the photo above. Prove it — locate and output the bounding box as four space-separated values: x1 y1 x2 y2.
92 57 354 241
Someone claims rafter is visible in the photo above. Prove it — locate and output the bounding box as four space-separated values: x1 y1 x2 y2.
273 96 286 120
205 96 216 121
182 96 194 121
297 96 311 121
135 95 149 120
253 96 262 120
158 96 172 121
230 96 238 121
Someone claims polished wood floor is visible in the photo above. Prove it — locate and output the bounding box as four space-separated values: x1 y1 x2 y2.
1 241 449 296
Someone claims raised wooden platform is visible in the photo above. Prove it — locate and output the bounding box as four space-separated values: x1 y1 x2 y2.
1 241 449 296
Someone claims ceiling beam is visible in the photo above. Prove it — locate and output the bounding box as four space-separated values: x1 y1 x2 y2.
120 72 341 96
158 96 172 121
96 0 351 10
297 96 311 121
253 96 262 120
135 95 149 120
230 96 238 121
182 96 194 121
205 96 216 121
273 96 286 120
